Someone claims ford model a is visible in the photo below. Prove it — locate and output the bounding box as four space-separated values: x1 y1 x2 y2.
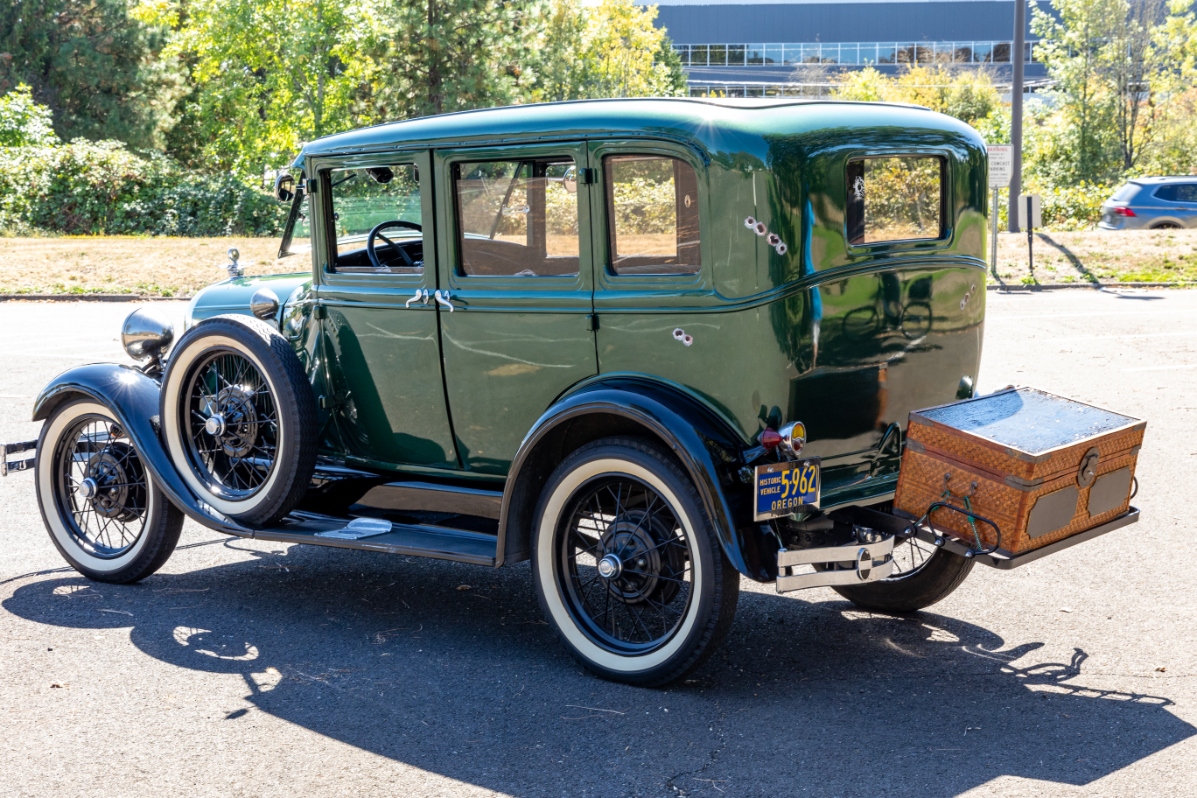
3 99 1142 687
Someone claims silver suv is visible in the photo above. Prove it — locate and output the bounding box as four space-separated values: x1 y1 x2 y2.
1099 177 1197 230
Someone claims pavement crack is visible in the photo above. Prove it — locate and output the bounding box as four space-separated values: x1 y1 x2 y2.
663 715 729 795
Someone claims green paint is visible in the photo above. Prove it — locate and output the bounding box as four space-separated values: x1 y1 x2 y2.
187 98 987 508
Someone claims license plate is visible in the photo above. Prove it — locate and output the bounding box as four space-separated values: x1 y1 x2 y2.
754 458 821 521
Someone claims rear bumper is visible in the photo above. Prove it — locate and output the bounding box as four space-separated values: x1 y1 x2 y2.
1 440 36 477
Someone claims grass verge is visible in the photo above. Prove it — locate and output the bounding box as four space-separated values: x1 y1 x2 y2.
2 230 1197 297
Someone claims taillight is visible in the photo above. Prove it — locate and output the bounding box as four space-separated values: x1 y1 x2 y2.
1113 206 1136 217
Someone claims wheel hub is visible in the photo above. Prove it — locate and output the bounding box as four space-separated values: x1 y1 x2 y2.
84 447 138 521
598 513 670 604
75 477 98 500
597 553 623 579
205 386 258 458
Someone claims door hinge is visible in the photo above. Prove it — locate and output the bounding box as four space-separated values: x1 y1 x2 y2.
578 168 597 185
313 303 327 320
319 390 349 410
586 313 600 331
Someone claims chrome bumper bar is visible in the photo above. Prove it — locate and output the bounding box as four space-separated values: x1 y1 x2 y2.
775 536 895 593
1 440 36 477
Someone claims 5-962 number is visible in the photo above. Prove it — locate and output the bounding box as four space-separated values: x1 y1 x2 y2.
753 459 821 521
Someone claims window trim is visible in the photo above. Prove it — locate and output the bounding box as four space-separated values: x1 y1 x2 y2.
314 150 435 284
438 142 592 292
590 140 709 291
450 156 583 279
603 153 703 279
843 151 951 252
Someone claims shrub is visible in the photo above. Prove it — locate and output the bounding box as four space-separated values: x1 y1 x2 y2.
0 139 285 236
1036 182 1115 231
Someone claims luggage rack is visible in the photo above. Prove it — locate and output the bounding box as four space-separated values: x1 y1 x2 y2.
902 504 1140 571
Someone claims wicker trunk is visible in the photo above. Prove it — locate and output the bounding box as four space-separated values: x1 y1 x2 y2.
894 387 1144 556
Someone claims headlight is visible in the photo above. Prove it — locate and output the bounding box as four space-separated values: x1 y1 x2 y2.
121 307 175 362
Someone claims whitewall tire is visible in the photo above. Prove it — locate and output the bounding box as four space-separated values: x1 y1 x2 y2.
159 315 316 526
35 399 183 583
531 437 739 687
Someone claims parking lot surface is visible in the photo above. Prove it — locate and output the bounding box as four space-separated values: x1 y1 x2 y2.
1 290 1195 798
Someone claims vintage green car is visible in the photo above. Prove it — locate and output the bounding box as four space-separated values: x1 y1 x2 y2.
6 98 1002 685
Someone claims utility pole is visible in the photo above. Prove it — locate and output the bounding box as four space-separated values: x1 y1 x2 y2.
1009 0 1026 232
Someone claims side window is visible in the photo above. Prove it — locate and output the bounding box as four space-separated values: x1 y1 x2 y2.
453 158 580 277
1157 184 1197 203
846 156 945 245
604 155 700 276
329 164 423 273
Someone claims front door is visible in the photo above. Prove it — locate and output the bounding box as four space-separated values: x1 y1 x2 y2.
434 143 598 475
315 151 459 471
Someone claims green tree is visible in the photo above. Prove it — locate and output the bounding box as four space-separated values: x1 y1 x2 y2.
0 0 183 150
1031 0 1177 182
368 0 538 119
0 84 59 147
533 0 687 101
163 0 377 174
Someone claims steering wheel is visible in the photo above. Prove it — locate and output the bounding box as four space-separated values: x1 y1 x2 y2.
367 220 422 270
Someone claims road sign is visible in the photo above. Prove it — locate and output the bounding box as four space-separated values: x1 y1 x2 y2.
988 145 1012 188
1014 193 1042 229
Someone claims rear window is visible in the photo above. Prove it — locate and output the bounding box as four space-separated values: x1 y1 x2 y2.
1111 183 1139 202
846 156 945 245
1154 183 1197 203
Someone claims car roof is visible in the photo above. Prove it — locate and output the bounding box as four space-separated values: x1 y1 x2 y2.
295 97 965 164
1128 176 1197 185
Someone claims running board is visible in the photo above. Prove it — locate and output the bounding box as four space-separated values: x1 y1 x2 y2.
246 512 498 566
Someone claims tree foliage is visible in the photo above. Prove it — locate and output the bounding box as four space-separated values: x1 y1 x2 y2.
0 84 59 147
0 0 184 150
1032 0 1197 183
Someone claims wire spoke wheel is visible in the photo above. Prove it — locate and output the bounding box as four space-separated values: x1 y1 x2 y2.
52 415 149 559
182 349 279 499
556 475 694 655
885 535 940 581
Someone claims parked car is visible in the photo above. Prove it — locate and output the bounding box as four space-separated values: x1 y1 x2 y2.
1099 177 1197 230
0 98 1137 687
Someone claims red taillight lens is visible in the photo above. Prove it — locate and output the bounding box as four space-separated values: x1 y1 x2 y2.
759 428 782 450
1113 206 1136 217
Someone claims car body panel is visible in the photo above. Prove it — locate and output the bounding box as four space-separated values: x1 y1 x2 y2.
145 98 986 578
433 142 600 474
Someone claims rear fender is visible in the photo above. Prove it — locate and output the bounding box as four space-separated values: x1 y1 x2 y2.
497 376 776 580
33 363 254 538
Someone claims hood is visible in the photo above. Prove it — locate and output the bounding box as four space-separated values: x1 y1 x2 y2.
186 272 313 330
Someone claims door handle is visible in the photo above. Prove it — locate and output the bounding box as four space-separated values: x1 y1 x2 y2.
405 289 430 308
433 289 455 312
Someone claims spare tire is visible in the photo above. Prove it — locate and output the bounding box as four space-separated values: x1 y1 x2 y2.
160 314 317 525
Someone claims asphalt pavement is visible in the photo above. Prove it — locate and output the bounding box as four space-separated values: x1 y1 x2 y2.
1 290 1195 798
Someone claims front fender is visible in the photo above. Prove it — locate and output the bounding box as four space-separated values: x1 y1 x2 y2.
498 377 775 580
33 363 254 538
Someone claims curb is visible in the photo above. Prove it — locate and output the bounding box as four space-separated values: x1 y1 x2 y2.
0 294 190 302
986 281 1195 292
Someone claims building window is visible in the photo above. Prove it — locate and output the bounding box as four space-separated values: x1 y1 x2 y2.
846 156 945 245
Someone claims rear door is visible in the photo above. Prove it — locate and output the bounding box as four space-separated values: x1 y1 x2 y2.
433 143 598 475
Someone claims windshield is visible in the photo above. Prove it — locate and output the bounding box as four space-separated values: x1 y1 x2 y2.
277 182 312 259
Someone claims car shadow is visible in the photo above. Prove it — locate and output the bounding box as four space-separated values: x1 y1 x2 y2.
5 542 1193 798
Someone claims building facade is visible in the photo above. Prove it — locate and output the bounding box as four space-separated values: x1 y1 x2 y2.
648 0 1047 96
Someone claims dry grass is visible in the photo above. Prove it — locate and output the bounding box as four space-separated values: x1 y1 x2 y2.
0 236 297 297
2 229 1197 297
993 228 1197 286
